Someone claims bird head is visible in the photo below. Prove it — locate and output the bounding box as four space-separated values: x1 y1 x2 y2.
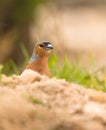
29 41 53 64
34 41 53 57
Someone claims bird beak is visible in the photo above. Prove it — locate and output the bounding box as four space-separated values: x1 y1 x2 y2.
46 44 53 50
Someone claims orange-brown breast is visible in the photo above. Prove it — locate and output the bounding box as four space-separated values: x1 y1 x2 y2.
26 57 50 77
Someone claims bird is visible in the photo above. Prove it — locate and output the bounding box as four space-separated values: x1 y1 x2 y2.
26 41 53 77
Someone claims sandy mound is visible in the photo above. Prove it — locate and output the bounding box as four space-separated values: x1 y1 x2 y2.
0 69 106 130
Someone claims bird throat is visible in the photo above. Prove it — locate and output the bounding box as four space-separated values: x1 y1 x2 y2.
29 52 39 63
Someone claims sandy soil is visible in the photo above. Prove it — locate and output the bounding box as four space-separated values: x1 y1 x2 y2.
0 69 106 130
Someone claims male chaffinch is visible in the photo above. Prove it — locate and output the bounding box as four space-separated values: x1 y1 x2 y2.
26 41 53 77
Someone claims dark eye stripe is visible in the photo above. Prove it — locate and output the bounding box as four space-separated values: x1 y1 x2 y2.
39 41 52 49
40 44 44 47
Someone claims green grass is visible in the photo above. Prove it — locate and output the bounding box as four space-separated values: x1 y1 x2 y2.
1 45 106 91
1 44 29 76
2 60 19 75
23 94 45 105
49 53 106 91
0 65 3 79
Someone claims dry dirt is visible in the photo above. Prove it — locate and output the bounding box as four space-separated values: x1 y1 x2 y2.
0 69 106 130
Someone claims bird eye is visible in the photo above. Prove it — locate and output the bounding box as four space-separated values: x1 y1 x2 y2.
40 44 43 47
